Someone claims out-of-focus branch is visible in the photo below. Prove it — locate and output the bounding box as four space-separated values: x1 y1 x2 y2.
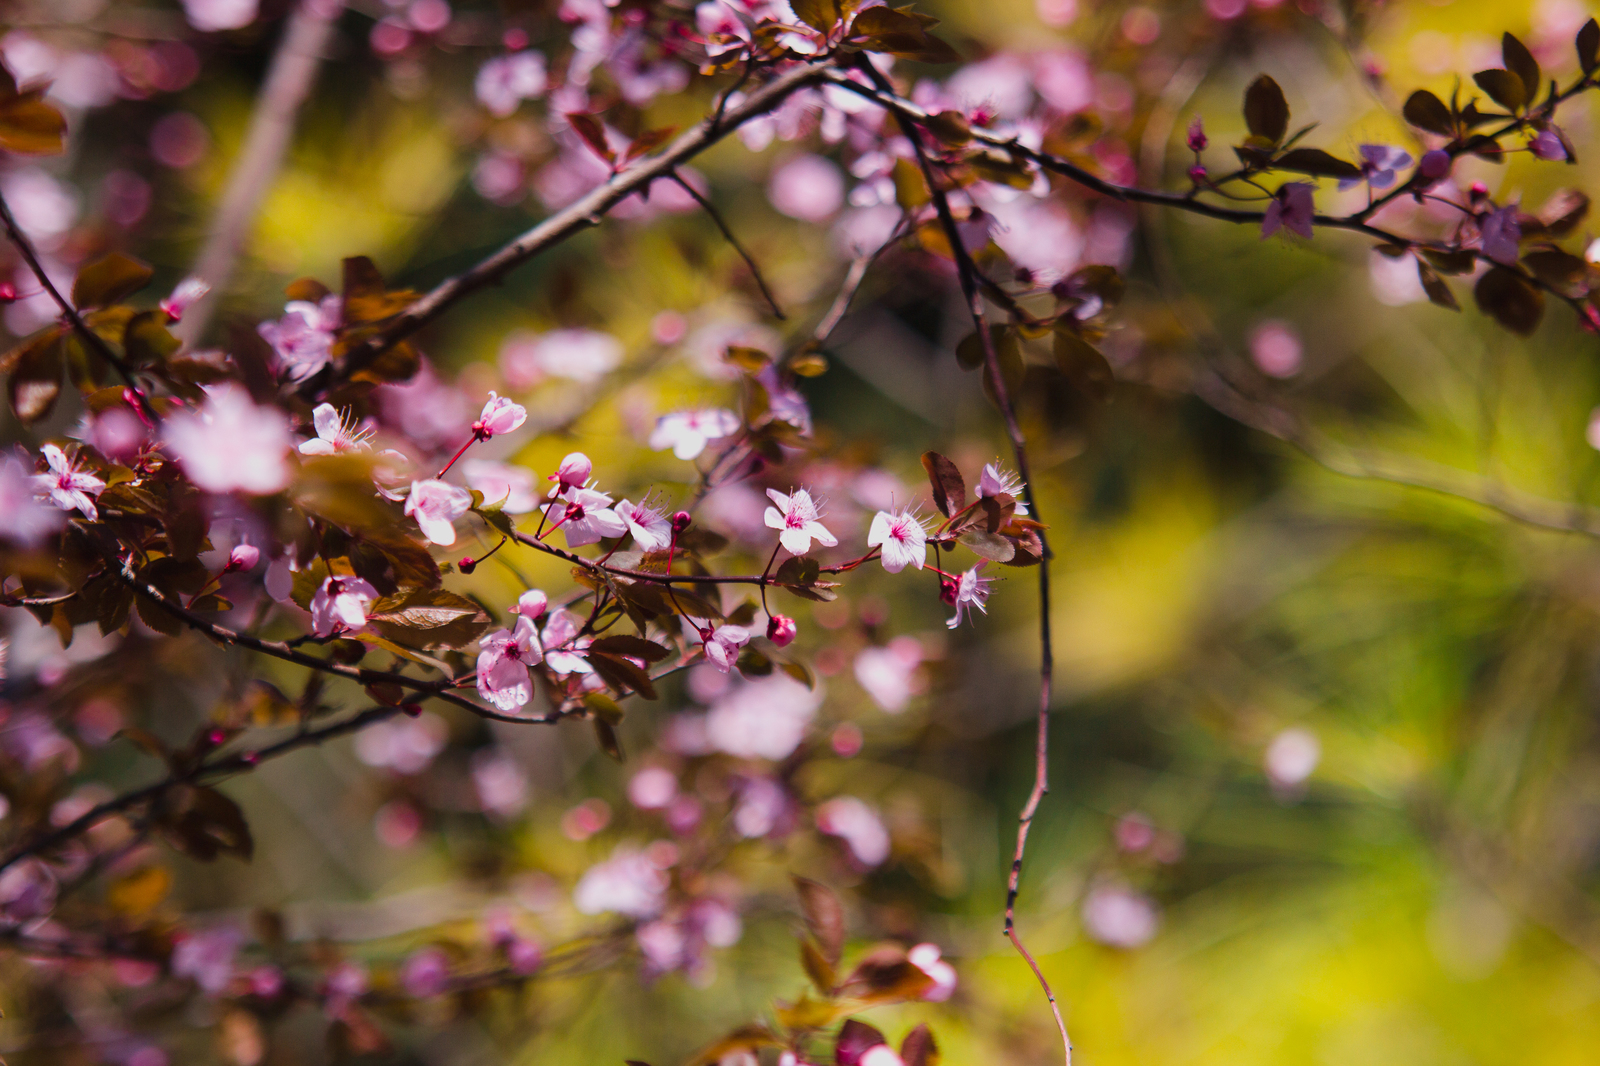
315 59 829 394
0 192 160 422
857 59 1071 1066
176 0 346 345
670 171 786 320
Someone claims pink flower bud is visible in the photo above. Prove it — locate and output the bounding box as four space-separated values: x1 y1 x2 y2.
457 555 478 573
513 589 549 619
1418 149 1451 181
550 452 592 491
671 510 693 533
939 579 958 605
1186 115 1207 152
1468 182 1489 203
0 282 16 303
399 947 450 998
472 391 527 439
1187 164 1207 184
766 614 798 647
225 543 260 573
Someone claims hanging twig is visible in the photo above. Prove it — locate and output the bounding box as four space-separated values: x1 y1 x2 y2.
669 171 786 320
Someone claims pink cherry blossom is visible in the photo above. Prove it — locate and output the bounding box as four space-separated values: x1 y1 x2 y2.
947 562 993 629
405 479 472 545
766 613 797 647
399 947 450 998
159 276 209 322
649 408 740 460
573 846 669 918
461 459 537 512
550 452 593 494
171 925 243 995
475 51 547 116
853 636 924 713
977 461 1029 514
520 328 623 382
181 0 258 33
866 507 926 573
475 616 544 711
354 713 448 774
705 673 820 759
31 443 104 520
309 576 378 637
162 384 292 495
541 608 594 675
0 457 64 546
298 404 373 455
473 391 526 439
908 942 958 1001
615 498 672 551
703 625 749 673
815 796 891 866
1081 884 1159 948
768 154 845 221
257 295 341 382
1261 182 1314 240
80 406 147 463
473 748 530 818
859 1047 905 1066
541 486 627 547
763 488 838 555
628 766 678 809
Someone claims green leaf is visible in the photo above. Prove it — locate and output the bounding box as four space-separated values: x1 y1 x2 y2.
1274 147 1361 179
1473 68 1525 113
71 252 153 311
1502 32 1541 102
1402 90 1455 136
1473 266 1544 335
1243 74 1289 144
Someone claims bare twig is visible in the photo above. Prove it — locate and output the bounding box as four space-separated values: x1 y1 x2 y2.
0 191 160 422
858 60 1071 1066
670 171 786 320
176 0 346 344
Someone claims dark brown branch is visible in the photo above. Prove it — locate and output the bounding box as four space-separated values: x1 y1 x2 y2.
669 171 786 320
817 71 1589 322
315 60 830 394
0 191 160 422
857 60 1071 1066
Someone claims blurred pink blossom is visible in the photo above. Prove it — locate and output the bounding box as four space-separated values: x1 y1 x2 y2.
705 673 820 759
816 796 891 866
1082 885 1159 947
163 385 292 495
853 637 925 713
768 154 845 221
405 479 472 545
181 0 259 32
574 846 669 918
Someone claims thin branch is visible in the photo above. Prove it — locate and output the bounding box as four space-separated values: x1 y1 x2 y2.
313 59 829 395
176 0 345 344
816 71 1590 321
813 215 908 343
856 60 1071 1066
0 192 160 422
670 171 786 320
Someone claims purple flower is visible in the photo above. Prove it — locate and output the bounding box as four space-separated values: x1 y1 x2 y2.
816 796 891 866
1339 144 1413 190
1530 129 1569 162
1479 204 1522 266
1417 149 1452 186
1262 182 1315 240
867 507 927 573
766 613 797 647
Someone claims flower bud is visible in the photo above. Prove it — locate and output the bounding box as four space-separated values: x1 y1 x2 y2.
1418 149 1451 182
1468 181 1489 204
766 614 798 647
672 510 693 534
0 282 16 303
205 727 227 747
1187 164 1207 184
1530 129 1568 162
457 556 478 574
1186 115 1207 153
402 703 424 717
939 579 958 605
225 543 260 573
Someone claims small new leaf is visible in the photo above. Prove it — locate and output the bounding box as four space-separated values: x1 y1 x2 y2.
1416 259 1460 311
1473 266 1545 335
920 451 966 517
1579 18 1599 74
1274 147 1361 179
1402 90 1455 136
1473 68 1526 113
1502 33 1541 102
